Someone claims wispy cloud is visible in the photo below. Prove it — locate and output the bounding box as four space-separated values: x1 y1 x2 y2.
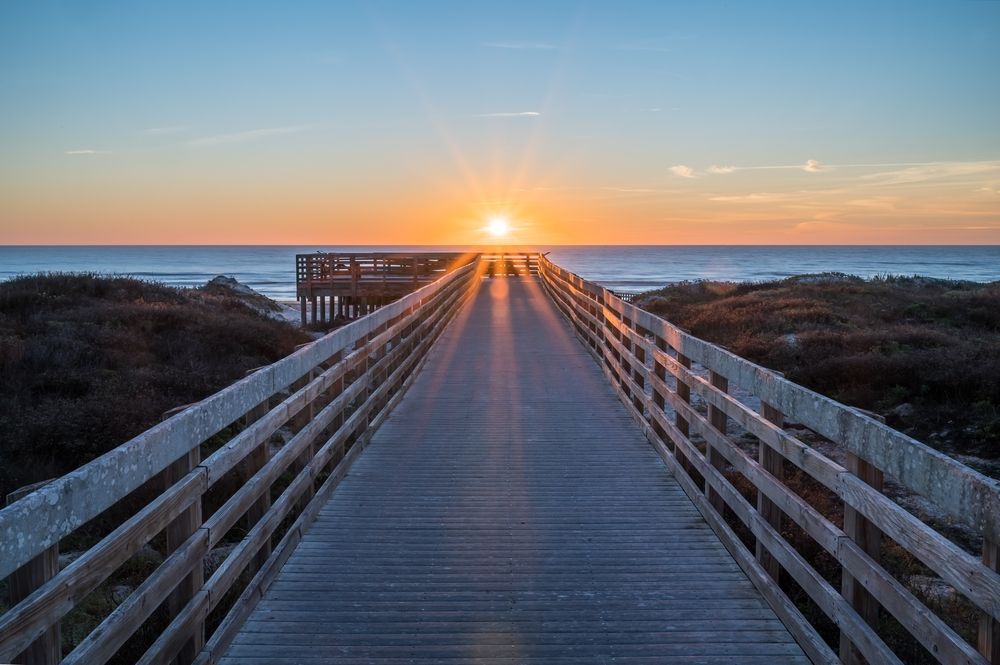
484 41 556 50
65 149 110 155
711 160 826 173
476 111 541 118
669 165 696 178
861 161 1000 186
187 125 312 147
700 159 999 181
143 125 188 135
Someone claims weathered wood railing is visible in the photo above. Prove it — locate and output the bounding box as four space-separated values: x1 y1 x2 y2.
0 258 481 665
480 251 539 276
539 254 1000 665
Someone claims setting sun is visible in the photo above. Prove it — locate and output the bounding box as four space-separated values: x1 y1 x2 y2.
486 217 510 238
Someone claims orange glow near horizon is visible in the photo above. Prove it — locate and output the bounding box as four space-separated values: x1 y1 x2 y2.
2 158 999 245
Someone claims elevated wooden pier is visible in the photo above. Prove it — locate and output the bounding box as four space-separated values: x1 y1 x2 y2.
222 277 806 663
2 253 999 665
294 251 539 325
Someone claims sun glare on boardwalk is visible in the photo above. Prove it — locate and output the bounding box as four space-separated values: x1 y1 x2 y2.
486 217 510 238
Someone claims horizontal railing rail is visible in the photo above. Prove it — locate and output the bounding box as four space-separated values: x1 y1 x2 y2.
479 251 539 276
539 254 1000 665
0 258 482 665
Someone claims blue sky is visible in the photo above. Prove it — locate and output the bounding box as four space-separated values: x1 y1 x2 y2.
2 1 998 244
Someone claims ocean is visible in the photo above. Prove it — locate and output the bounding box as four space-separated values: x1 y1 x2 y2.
0 245 997 300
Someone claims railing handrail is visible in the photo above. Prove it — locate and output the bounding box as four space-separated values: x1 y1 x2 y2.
538 253 1000 665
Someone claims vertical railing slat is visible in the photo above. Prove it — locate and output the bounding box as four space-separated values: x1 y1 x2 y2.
162 448 204 665
706 371 729 513
840 451 884 665
757 402 785 582
5 481 60 665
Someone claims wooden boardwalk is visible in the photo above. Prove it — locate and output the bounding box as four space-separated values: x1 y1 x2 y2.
221 277 808 664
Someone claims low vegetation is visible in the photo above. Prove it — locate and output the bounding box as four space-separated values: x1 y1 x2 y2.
0 273 309 499
636 273 1000 472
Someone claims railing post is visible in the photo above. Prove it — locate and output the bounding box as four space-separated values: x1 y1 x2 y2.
651 338 667 442
840 452 884 665
706 371 729 513
757 402 785 581
981 538 1000 663
675 353 693 475
287 367 317 509
242 395 272 573
631 325 646 413
163 447 204 664
6 481 60 665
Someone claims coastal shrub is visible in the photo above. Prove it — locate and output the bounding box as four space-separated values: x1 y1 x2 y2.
0 273 309 497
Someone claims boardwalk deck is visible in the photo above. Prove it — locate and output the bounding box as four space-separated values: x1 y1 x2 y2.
220 277 809 664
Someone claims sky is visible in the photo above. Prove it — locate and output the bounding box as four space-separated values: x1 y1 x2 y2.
1 0 998 245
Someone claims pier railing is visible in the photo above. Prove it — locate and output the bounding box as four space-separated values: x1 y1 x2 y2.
479 251 539 276
0 258 481 665
539 254 1000 665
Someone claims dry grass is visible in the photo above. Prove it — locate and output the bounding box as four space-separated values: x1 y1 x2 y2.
0 273 309 498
